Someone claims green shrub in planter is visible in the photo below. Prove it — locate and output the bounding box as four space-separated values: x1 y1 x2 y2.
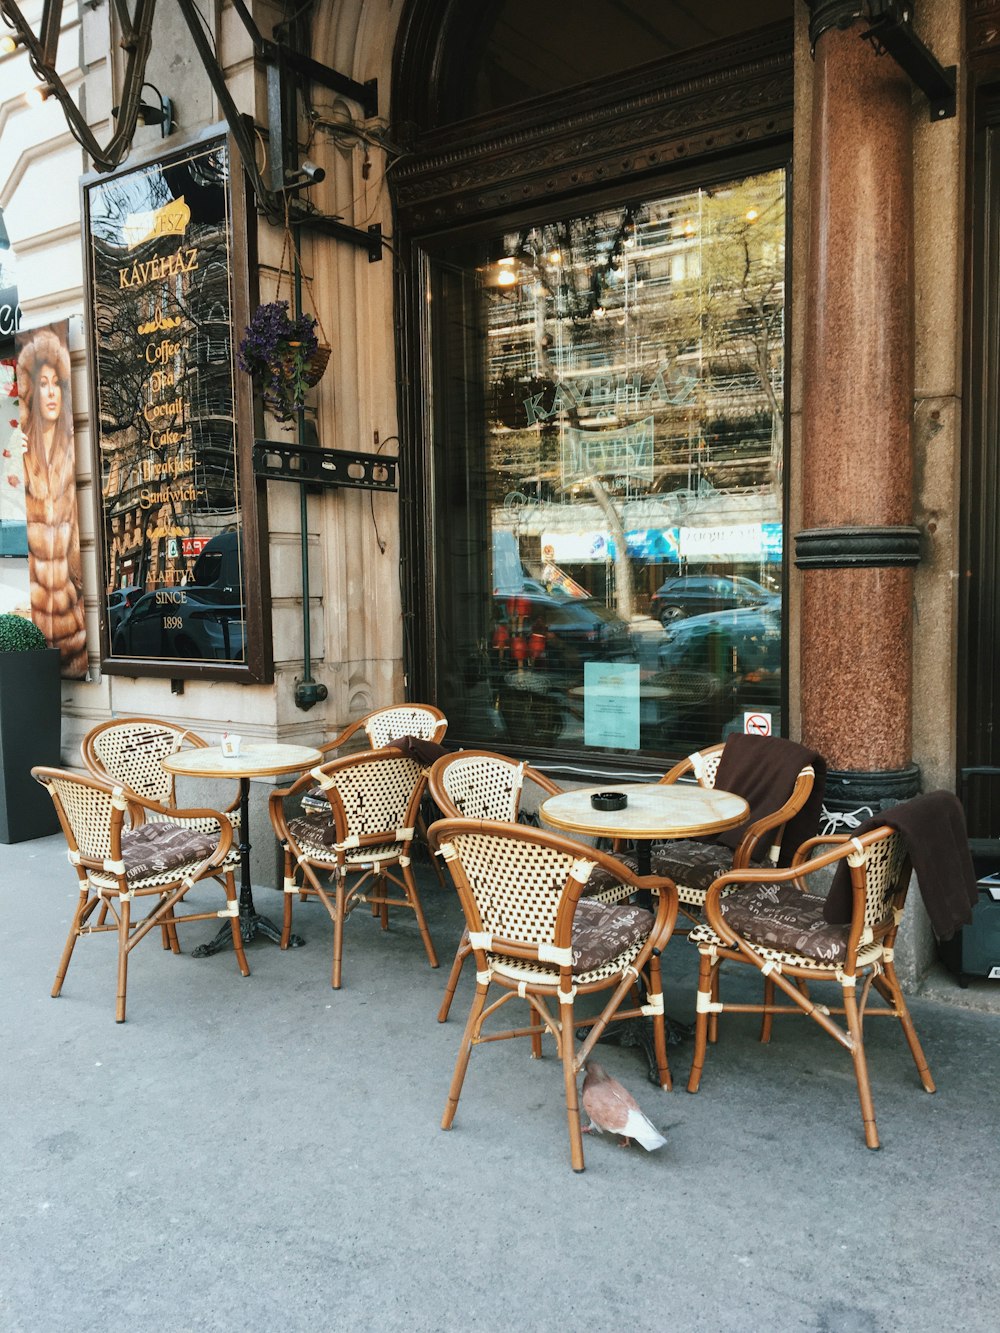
0 613 62 843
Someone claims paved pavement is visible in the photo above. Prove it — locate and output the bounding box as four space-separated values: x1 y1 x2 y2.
2 831 998 1332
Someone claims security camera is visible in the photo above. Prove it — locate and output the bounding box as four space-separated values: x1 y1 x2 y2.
299 159 325 184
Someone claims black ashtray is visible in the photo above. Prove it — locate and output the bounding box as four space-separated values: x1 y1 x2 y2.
591 791 627 811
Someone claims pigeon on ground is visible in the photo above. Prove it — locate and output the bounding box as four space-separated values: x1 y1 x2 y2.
581 1061 667 1151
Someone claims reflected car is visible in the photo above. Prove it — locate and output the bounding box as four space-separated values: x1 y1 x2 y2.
649 574 777 625
111 586 245 661
491 592 634 745
650 603 782 749
106 585 142 640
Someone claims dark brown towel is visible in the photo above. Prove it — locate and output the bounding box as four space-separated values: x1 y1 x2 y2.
390 735 449 767
822 791 978 941
711 733 827 867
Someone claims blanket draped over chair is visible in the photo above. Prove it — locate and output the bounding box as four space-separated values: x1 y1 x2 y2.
823 790 978 939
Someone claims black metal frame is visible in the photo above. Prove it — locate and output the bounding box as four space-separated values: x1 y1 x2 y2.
82 125 273 685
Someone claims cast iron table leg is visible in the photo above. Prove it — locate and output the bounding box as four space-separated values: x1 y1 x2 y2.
192 776 305 956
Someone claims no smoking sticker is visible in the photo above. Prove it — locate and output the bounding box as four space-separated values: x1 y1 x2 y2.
744 711 772 736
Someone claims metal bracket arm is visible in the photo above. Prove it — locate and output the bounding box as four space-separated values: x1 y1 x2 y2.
253 442 398 492
862 2 956 121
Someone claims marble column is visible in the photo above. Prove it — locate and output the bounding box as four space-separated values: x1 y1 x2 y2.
798 2 921 813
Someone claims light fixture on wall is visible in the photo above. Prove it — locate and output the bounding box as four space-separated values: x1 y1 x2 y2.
0 31 21 54
112 80 174 138
24 82 50 107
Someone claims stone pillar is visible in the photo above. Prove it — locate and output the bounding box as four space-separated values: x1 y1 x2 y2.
798 2 921 816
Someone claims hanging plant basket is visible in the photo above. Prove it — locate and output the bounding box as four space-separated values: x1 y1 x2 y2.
238 301 330 426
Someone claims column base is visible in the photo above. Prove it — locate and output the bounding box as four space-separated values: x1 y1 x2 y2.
821 763 921 833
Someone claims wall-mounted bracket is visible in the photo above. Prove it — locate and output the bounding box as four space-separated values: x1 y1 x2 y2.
254 441 398 491
861 2 956 121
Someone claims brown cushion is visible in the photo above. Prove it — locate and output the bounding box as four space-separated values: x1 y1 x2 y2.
121 824 217 880
648 839 735 891
287 812 336 848
721 882 850 963
571 898 653 972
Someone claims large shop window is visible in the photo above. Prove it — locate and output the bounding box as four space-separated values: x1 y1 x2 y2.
429 168 786 760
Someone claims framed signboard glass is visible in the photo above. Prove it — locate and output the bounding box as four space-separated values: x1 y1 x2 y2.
83 127 272 682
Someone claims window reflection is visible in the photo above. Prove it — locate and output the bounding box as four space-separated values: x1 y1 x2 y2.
432 168 786 756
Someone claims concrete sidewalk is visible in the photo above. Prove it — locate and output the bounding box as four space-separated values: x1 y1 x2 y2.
1 831 998 1333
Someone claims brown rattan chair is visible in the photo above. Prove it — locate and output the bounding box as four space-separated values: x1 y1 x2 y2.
269 748 439 988
428 748 562 1022
33 766 248 1022
428 817 678 1172
650 738 818 927
315 703 448 761
81 716 236 812
686 823 935 1149
302 704 449 885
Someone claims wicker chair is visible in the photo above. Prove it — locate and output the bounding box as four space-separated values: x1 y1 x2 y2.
428 749 563 1022
687 823 935 1149
651 740 818 920
33 766 248 1023
303 704 449 885
428 818 678 1172
269 748 439 989
316 703 447 760
81 716 236 812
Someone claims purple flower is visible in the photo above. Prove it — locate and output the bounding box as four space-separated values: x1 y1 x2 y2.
238 301 323 424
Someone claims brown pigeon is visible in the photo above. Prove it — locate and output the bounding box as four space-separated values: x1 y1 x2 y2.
581 1061 667 1151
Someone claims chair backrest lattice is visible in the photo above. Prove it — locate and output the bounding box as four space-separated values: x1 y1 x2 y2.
436 754 525 822
692 747 724 789
364 706 446 750
43 772 118 862
860 830 909 932
447 828 587 947
324 753 426 841
83 719 205 806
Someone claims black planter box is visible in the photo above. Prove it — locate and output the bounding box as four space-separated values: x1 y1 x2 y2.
0 648 61 843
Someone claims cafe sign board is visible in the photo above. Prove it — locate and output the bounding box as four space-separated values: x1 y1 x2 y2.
83 129 272 681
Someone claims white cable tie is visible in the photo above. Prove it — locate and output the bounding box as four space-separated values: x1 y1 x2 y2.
558 985 577 1005
111 787 129 812
837 972 857 988
475 970 491 986
640 993 664 1016
893 906 905 924
103 858 126 875
67 850 81 867
517 981 527 998
570 858 595 884
696 992 723 1013
217 901 239 918
816 1003 831 1015
882 946 895 962
859 925 874 946
538 942 573 965
689 751 706 781
396 827 415 842
117 888 134 902
468 931 492 950
338 835 361 850
283 877 298 895
310 767 336 790
399 854 411 868
760 959 780 976
296 852 309 867
181 875 195 889
439 841 457 862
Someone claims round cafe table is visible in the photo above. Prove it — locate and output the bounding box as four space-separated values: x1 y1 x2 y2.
539 781 749 1082
162 742 321 955
539 781 749 876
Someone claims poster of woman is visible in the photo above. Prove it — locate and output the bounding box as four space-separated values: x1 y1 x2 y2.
15 321 88 678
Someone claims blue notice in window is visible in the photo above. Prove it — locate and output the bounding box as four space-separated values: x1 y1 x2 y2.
583 661 641 750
